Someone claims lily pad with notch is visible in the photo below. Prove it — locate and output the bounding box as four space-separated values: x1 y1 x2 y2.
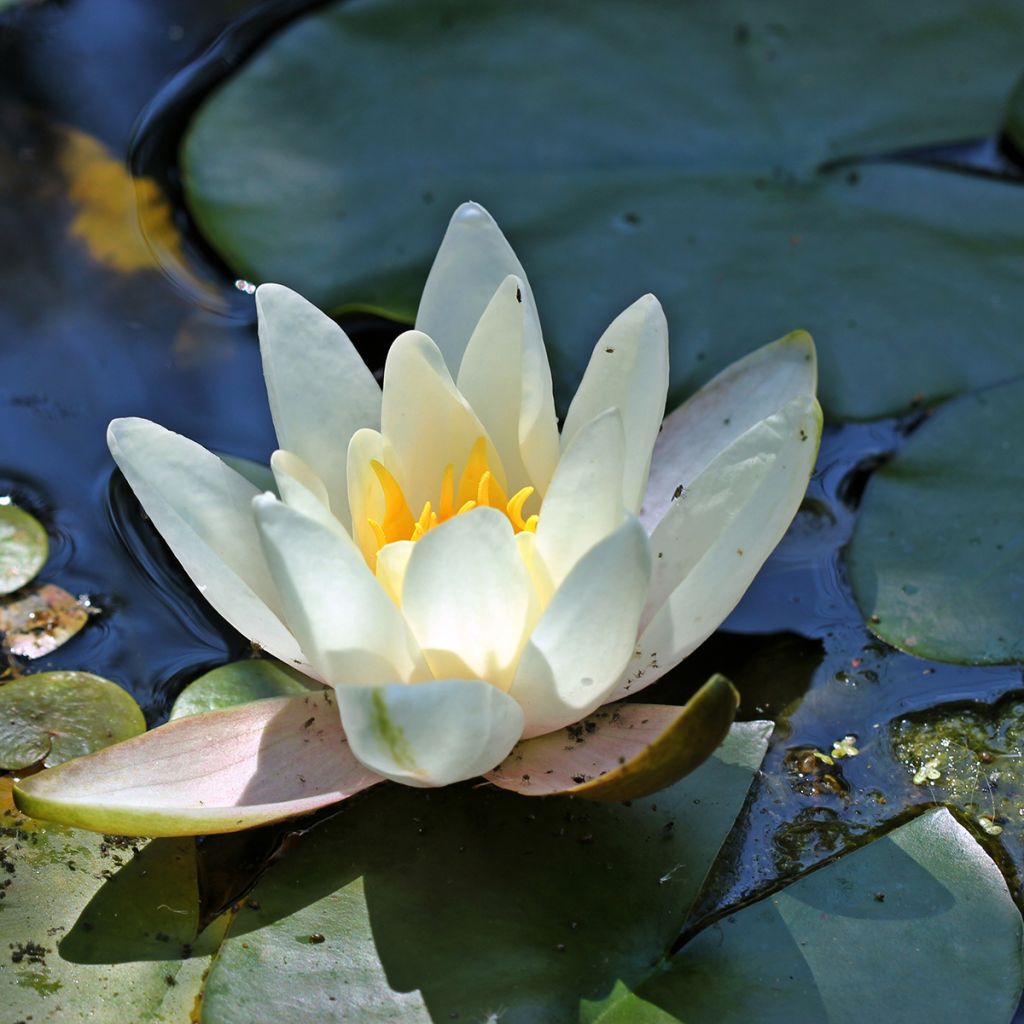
0 671 145 771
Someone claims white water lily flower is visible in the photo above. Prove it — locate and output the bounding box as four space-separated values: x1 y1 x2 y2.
15 203 821 836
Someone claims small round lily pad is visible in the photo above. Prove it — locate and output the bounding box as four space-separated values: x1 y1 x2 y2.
0 504 48 595
169 658 316 721
0 671 146 770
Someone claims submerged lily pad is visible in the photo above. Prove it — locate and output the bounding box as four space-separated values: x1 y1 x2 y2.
0 503 47 594
0 778 217 1023
891 693 1024 844
847 378 1024 663
0 671 145 770
169 657 316 720
0 582 89 658
182 1 1024 420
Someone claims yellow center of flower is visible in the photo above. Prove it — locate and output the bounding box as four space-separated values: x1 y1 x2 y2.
366 437 537 556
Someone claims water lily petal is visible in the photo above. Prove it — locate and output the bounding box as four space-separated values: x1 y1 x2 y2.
416 201 537 378
270 449 343 536
401 509 532 689
336 678 524 787
486 676 739 800
641 330 817 532
256 283 381 529
107 417 305 669
561 294 669 514
254 494 426 685
13 693 380 837
381 330 506 512
510 517 652 738
346 427 387 565
375 539 414 605
457 274 560 495
612 395 822 701
534 408 626 587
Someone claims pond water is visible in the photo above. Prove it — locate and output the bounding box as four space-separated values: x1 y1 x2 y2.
2 1 1023 1019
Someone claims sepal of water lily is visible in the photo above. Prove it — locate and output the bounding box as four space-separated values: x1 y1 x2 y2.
12 692 382 837
486 673 741 801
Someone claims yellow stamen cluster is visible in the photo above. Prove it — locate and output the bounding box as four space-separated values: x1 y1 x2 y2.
367 437 537 555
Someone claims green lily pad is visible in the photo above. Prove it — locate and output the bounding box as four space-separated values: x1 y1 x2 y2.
199 722 771 1023
846 378 1024 663
0 671 145 770
182 1 1024 420
0 503 47 594
628 810 1022 1024
0 583 89 658
0 779 217 1023
169 658 316 720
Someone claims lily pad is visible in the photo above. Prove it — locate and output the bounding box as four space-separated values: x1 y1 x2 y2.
628 810 1022 1024
846 378 1024 663
0 503 47 594
0 778 217 1023
169 657 316 720
0 582 89 658
199 722 771 1023
0 671 145 770
182 1 1024 420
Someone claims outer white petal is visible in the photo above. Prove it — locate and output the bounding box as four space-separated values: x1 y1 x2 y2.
256 283 381 528
336 679 524 787
253 494 426 686
610 395 822 702
561 295 669 513
509 517 652 738
108 417 306 669
401 509 532 691
534 409 626 587
416 202 537 376
641 330 817 532
270 449 343 536
457 274 560 495
381 330 506 512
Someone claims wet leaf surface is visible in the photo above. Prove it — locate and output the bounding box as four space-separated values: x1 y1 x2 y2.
847 378 1024 664
0 582 89 658
0 503 47 595
182 0 1024 420
0 778 215 1023
0 671 145 770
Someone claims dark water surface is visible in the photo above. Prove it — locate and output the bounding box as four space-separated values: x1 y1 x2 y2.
1 0 1023 1009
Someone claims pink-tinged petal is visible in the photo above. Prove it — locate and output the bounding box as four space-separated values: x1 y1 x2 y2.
641 330 816 532
13 693 381 837
486 676 739 801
